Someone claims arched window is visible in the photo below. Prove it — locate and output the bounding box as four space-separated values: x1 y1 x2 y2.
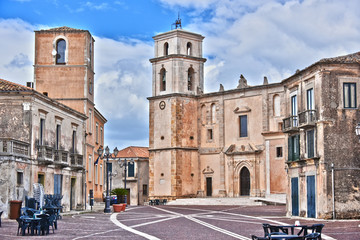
160 68 166 91
273 94 280 116
56 39 66 64
164 42 169 56
187 67 194 91
187 42 192 55
211 103 216 123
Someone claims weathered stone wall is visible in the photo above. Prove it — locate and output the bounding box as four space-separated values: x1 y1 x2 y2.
321 69 360 218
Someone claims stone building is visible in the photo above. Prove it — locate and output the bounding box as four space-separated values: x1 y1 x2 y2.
282 52 360 219
0 79 87 217
33 26 107 207
110 146 149 205
148 28 286 201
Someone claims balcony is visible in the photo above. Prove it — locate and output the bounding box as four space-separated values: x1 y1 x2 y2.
37 145 54 164
282 115 298 133
54 150 69 167
70 153 84 170
0 138 30 158
298 109 317 128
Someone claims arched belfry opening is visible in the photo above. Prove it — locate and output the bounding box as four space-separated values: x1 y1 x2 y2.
164 42 169 56
187 67 194 91
187 42 192 56
160 68 166 91
56 39 66 64
240 167 250 196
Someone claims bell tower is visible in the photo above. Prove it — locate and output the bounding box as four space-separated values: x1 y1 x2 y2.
149 25 206 96
148 22 206 201
34 26 95 114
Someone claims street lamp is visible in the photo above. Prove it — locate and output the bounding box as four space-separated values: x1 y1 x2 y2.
97 146 119 213
118 158 134 205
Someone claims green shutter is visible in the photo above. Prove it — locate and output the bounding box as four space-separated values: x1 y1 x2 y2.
295 134 300 160
288 136 293 161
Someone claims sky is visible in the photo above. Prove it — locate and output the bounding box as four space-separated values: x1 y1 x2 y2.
1 0 360 150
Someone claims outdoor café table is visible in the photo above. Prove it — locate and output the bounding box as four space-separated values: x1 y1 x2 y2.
19 216 41 236
270 225 308 235
270 235 300 239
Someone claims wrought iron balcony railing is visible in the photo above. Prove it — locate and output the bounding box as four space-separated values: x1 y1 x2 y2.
298 109 317 128
282 115 298 133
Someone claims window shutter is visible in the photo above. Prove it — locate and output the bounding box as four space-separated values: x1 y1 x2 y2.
295 134 300 160
288 136 293 161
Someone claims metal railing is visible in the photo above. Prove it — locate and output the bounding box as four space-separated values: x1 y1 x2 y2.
283 115 298 132
298 109 317 127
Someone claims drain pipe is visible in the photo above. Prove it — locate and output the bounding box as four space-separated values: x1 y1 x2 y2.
331 163 335 220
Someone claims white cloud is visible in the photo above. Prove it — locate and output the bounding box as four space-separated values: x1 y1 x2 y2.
0 18 34 84
179 0 360 91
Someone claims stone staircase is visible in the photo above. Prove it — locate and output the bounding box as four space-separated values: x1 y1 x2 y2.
166 194 286 206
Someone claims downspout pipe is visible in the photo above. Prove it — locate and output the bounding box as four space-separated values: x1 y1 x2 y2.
331 163 335 220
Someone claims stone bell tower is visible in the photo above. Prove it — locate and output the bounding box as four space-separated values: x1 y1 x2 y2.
148 22 207 200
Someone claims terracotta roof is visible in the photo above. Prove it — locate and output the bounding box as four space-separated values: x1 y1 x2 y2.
318 51 360 64
37 26 88 33
117 146 149 158
0 79 33 92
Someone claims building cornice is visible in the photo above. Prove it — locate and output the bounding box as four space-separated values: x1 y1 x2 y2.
149 147 198 152
149 54 207 63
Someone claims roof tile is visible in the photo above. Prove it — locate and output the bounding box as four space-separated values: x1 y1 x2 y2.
0 79 33 92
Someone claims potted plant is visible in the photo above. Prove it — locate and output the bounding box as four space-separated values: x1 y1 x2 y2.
111 188 128 212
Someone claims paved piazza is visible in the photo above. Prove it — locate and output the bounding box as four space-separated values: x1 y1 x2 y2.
0 205 359 239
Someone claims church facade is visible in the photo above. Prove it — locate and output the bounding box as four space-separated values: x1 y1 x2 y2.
148 27 360 219
148 29 287 200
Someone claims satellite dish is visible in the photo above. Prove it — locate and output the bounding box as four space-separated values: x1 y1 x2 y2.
52 49 57 56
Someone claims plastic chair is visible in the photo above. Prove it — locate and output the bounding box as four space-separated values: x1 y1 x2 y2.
305 232 321 240
251 235 268 240
304 224 324 239
16 217 30 236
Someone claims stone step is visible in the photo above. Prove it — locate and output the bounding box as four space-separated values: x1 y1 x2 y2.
166 197 264 206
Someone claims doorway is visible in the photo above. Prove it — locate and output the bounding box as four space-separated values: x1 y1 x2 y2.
291 177 299 216
307 175 316 218
206 177 212 197
240 167 250 196
70 178 76 210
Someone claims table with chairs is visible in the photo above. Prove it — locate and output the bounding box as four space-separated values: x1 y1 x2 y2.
148 199 167 205
16 194 62 236
251 223 324 240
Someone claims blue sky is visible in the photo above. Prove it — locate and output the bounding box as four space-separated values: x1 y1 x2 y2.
1 0 360 150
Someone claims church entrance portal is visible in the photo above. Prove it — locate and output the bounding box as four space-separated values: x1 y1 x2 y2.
206 177 212 197
240 167 250 196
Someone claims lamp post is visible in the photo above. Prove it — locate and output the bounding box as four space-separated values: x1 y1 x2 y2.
118 158 134 205
97 146 119 213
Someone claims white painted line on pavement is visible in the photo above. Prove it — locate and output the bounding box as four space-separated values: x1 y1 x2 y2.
186 215 251 240
154 206 251 240
110 213 161 240
130 216 180 228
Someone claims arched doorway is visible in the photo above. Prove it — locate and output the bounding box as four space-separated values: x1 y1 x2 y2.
240 167 250 196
